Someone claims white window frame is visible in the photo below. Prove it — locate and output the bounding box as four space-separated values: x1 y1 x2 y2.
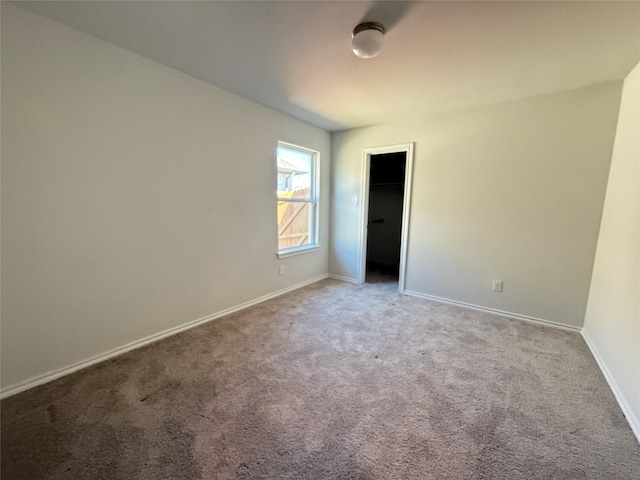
276 141 320 258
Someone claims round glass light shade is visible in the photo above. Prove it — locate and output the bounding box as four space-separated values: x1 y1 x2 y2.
351 22 385 59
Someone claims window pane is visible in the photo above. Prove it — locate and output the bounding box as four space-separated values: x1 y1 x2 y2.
277 200 312 250
277 146 312 199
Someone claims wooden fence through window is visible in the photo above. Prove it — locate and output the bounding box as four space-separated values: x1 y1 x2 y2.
277 188 310 250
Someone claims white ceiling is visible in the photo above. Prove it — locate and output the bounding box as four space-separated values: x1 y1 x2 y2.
14 1 640 132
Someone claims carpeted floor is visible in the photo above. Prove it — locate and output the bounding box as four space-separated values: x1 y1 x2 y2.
2 278 639 479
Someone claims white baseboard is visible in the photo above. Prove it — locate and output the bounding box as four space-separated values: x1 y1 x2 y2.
328 274 359 284
1 274 330 399
581 329 640 443
403 290 581 332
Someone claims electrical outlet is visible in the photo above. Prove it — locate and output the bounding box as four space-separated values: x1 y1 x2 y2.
279 265 285 275
492 280 503 292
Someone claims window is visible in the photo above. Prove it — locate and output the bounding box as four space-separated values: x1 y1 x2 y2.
276 142 319 256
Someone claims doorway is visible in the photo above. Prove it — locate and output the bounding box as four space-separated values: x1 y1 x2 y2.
358 143 414 292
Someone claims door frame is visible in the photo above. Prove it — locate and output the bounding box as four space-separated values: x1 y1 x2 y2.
358 142 414 292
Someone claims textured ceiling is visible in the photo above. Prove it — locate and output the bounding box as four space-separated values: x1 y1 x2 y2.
14 1 640 132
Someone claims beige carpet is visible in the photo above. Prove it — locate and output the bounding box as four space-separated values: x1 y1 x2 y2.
2 278 639 479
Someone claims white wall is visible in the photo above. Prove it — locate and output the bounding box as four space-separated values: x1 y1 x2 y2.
331 83 622 328
583 62 640 439
1 4 330 391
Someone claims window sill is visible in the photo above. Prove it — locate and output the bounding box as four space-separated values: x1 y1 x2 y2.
277 245 320 259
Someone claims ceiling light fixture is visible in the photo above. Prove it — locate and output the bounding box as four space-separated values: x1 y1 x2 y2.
351 21 385 59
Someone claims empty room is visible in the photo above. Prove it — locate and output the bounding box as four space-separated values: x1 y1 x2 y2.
1 1 639 479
